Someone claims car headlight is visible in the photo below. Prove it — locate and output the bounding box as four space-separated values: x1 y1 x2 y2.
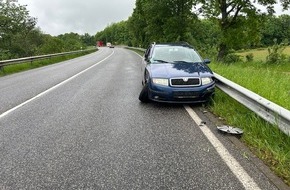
201 77 213 85
152 78 169 86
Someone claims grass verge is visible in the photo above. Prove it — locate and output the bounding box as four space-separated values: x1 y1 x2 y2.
0 49 97 77
209 59 290 186
209 89 290 186
210 62 290 110
236 46 290 62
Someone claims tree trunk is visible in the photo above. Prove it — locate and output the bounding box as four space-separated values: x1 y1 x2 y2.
217 43 227 61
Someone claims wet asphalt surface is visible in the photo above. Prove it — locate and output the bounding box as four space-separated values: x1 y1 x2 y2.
0 48 281 189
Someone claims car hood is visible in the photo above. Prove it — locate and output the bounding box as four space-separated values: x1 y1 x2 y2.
149 62 213 78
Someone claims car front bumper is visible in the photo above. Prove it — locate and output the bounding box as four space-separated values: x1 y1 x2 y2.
148 82 215 103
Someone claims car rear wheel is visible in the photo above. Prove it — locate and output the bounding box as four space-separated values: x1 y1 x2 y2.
139 83 150 103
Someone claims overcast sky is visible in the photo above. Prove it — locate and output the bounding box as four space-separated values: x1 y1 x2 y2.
17 0 289 36
17 0 136 36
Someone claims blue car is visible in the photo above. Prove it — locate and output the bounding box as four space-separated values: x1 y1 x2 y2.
139 42 215 103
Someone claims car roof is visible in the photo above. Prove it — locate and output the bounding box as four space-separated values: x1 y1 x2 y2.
153 42 194 49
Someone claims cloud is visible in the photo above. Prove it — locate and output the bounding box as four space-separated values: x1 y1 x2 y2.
18 0 135 36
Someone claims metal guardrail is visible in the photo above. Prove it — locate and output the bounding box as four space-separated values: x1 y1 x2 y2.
0 49 96 68
214 73 290 136
127 46 290 136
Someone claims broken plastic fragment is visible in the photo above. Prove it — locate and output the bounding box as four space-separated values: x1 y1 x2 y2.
199 121 206 126
217 125 243 135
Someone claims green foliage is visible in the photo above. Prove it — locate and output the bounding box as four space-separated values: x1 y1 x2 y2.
58 33 85 51
38 35 65 54
246 53 254 62
2 0 290 63
266 39 287 64
0 1 96 59
192 0 289 60
0 0 37 58
127 0 197 47
81 33 96 46
94 0 290 63
261 15 290 46
223 54 242 64
127 0 148 47
95 21 131 46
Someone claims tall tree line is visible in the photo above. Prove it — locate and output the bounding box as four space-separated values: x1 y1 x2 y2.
1 0 289 60
96 0 290 60
0 0 96 60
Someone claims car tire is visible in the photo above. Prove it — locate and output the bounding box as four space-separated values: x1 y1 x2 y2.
139 83 150 103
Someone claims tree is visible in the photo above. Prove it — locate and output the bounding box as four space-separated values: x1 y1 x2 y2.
127 0 148 47
81 33 95 46
261 14 290 46
127 0 197 47
95 21 131 46
57 32 84 51
190 19 221 57
0 0 37 58
38 35 65 54
162 0 196 42
194 0 290 61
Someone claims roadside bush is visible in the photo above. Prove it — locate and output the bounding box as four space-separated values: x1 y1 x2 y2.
223 53 242 64
266 39 287 64
0 50 12 60
245 53 254 62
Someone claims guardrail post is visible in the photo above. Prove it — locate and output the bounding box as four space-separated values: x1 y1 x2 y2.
0 65 4 74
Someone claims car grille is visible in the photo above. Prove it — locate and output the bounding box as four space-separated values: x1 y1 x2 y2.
173 91 200 99
170 77 200 87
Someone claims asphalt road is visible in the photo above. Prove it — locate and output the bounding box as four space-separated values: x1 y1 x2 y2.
0 47 284 189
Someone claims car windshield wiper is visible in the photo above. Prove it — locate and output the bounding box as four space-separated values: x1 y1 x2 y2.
173 61 202 64
153 59 169 63
173 60 193 63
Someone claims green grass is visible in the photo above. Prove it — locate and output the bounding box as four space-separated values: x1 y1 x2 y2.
0 49 97 77
209 56 290 186
209 89 290 186
237 46 290 62
210 62 290 110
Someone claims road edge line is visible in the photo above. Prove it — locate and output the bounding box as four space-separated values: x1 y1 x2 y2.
184 105 261 190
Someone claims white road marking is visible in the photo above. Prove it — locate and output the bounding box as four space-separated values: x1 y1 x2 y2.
0 51 114 119
184 105 261 190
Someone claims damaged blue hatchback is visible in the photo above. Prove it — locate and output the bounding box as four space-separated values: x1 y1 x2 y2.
139 42 215 103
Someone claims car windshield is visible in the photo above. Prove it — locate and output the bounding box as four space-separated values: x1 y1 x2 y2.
151 46 203 63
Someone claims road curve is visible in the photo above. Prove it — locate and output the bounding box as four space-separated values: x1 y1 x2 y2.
0 47 283 189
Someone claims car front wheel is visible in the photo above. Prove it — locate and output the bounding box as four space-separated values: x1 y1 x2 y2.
139 83 150 103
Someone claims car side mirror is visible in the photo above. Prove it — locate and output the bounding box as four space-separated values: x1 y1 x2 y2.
204 59 211 64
